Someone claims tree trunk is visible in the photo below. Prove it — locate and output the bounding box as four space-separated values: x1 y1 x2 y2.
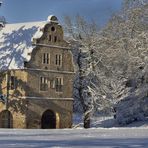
84 106 91 128
77 49 91 128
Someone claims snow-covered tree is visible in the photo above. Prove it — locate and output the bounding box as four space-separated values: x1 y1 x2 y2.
105 0 148 124
64 15 102 128
64 0 148 127
64 15 121 127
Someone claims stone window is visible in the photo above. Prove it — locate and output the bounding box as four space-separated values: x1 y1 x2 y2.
42 53 50 64
54 36 57 42
9 76 16 90
51 26 55 32
55 77 63 92
49 35 52 41
55 54 62 66
40 77 49 91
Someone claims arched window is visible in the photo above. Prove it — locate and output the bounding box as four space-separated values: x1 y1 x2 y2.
0 110 13 128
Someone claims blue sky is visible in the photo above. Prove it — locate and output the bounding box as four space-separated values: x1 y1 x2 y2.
0 0 123 25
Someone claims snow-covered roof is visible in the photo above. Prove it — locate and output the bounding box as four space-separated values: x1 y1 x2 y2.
0 15 58 71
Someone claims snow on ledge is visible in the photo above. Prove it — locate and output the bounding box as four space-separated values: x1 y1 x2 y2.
21 96 74 101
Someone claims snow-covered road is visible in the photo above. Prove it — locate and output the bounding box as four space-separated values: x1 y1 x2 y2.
0 128 148 148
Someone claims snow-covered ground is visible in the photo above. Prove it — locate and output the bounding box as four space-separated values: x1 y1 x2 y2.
0 128 148 148
73 114 148 128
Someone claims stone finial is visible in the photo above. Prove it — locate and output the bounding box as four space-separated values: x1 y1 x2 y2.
47 15 58 22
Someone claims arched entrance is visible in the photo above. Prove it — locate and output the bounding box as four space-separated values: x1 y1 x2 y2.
0 110 13 128
41 110 56 129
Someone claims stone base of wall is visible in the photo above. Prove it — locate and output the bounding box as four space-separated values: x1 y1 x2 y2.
0 98 73 129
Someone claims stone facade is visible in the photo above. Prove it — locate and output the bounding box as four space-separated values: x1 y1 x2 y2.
0 16 75 129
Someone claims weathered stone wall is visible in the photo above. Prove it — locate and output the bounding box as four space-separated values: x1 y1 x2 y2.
1 70 27 97
25 69 73 98
0 100 27 129
26 98 73 128
27 46 74 72
25 16 75 99
0 16 74 129
27 21 74 72
0 70 28 128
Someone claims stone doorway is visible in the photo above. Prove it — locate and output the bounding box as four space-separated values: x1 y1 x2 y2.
0 110 13 128
41 110 56 129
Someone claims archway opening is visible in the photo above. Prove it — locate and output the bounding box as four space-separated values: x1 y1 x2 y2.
0 110 13 128
41 110 56 129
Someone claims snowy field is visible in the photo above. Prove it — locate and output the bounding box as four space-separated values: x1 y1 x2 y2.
0 128 148 148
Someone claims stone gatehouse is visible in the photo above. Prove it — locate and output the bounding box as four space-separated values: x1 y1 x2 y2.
0 15 75 129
